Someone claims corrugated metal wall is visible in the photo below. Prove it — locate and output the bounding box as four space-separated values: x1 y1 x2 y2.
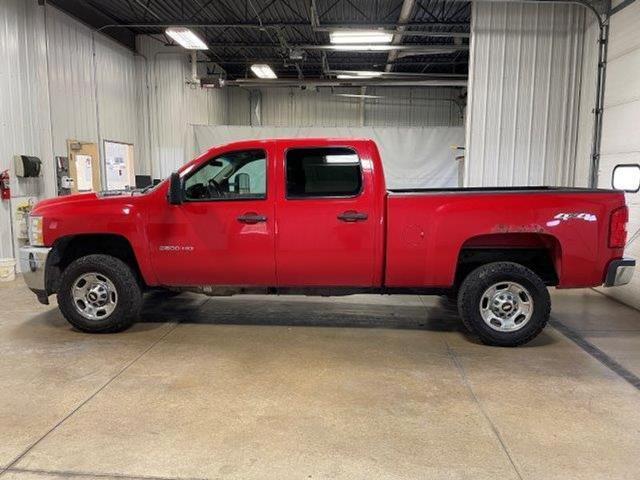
45 5 141 184
248 86 464 127
45 7 99 157
259 87 362 127
0 1 142 261
226 88 251 125
365 87 464 126
136 36 231 178
94 36 140 166
0 0 55 259
574 15 600 187
465 2 586 187
596 2 640 310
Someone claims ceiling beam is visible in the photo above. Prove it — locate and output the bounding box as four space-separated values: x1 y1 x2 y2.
96 21 470 32
386 0 417 73
225 78 468 87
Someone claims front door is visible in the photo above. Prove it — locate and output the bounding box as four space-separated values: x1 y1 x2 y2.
275 143 377 287
148 146 276 286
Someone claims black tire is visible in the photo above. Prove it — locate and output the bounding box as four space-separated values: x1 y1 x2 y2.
57 254 142 333
457 262 551 347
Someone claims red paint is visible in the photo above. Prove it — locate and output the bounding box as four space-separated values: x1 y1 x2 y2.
32 138 628 290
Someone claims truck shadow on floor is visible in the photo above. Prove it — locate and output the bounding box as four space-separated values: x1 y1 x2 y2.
139 291 463 332
137 292 558 347
15 293 556 347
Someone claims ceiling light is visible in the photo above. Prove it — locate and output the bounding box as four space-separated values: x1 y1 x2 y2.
330 30 393 44
330 45 395 51
336 71 384 79
165 27 208 50
335 93 383 99
250 64 277 79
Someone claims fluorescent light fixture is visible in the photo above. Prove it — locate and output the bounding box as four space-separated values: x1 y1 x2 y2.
330 44 395 51
337 71 384 79
165 27 208 50
335 93 383 99
250 64 277 79
330 30 393 44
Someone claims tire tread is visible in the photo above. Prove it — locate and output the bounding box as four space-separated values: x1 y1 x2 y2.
457 261 550 347
57 254 142 333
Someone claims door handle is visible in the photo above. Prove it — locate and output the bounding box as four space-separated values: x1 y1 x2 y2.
237 212 267 224
337 210 368 222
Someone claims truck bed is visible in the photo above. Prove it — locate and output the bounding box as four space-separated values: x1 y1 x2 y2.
384 187 626 289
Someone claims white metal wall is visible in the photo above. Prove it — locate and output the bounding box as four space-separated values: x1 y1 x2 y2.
259 87 362 127
136 36 230 178
574 15 600 187
465 2 587 187
226 88 251 125
0 0 55 259
45 7 99 158
45 6 141 183
0 0 144 260
365 87 464 126
250 86 464 127
596 2 640 310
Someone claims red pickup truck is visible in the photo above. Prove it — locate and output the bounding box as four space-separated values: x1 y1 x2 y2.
20 138 635 346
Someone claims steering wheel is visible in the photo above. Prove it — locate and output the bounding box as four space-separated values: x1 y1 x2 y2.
207 179 223 198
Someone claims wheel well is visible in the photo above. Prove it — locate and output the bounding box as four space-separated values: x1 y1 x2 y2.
455 233 561 288
456 248 558 287
46 234 143 293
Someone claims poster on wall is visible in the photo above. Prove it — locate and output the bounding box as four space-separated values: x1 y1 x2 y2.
75 154 93 192
105 141 134 191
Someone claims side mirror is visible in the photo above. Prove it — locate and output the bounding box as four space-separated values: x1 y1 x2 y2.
612 164 640 193
168 172 183 205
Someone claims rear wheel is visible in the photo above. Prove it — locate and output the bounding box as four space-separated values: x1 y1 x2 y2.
57 254 142 333
457 262 550 347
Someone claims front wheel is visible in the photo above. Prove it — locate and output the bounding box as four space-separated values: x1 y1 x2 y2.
57 254 142 333
457 262 551 347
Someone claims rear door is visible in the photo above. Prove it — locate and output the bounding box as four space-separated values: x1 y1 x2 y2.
274 141 377 287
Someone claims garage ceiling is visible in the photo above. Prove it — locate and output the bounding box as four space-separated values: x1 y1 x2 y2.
45 0 472 80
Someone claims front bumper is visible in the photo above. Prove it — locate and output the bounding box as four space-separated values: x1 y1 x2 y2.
19 246 52 304
604 258 636 287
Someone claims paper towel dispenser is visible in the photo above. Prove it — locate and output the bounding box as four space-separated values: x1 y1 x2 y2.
14 155 42 178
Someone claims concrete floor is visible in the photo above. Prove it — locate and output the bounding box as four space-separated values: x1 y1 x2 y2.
1 277 639 480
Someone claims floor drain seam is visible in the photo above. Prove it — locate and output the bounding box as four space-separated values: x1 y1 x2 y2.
444 341 525 480
550 319 640 391
0 322 181 476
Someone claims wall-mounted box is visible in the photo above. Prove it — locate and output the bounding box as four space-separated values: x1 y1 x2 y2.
14 155 42 178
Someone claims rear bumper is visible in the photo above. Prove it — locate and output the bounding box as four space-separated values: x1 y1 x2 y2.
604 258 635 287
19 246 51 304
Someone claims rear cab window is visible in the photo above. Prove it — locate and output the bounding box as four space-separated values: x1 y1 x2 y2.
285 147 362 198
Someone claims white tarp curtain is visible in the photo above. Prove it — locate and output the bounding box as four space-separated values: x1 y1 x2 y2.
188 125 464 189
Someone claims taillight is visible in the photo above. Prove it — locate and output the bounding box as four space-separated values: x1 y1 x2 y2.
609 206 628 248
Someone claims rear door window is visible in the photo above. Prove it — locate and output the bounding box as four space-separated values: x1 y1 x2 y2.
285 147 362 198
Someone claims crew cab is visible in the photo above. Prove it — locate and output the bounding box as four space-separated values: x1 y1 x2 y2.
20 138 635 346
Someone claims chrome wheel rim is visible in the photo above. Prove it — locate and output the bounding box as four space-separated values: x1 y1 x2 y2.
479 281 534 332
71 272 118 320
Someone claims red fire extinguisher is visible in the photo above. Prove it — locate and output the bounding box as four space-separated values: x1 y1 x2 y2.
0 170 10 200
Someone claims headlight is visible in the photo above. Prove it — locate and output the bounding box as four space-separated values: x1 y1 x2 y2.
28 215 44 246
